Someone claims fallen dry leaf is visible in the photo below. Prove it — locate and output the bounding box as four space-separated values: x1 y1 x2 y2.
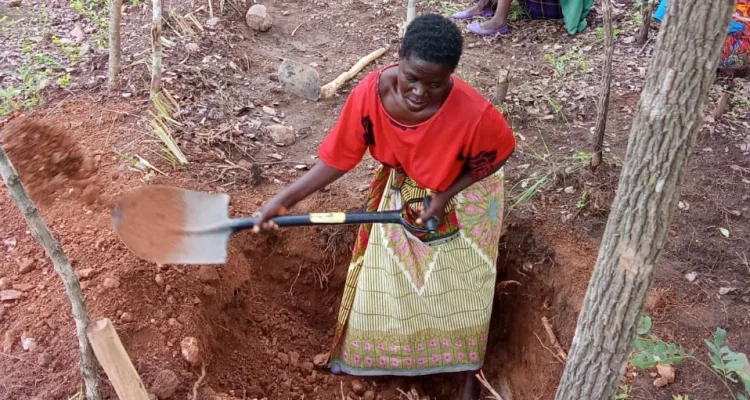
653 364 675 388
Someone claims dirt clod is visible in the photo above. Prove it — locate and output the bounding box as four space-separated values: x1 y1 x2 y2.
120 312 134 323
246 5 273 32
151 369 180 399
0 290 22 301
267 124 296 147
1 118 99 205
38 352 52 367
155 274 165 287
103 277 121 289
300 361 314 375
17 258 34 274
278 352 289 366
180 336 202 366
77 268 95 279
351 380 364 395
0 277 11 290
289 351 300 367
198 267 220 284
363 391 375 400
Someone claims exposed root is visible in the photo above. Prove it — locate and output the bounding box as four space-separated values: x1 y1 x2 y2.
541 316 568 361
192 362 207 400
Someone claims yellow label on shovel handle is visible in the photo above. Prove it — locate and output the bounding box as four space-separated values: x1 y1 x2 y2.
309 212 347 224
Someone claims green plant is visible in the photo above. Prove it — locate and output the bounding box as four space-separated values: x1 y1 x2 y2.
614 384 631 399
544 53 588 79
673 396 690 400
631 317 750 400
57 73 71 88
0 66 48 115
544 94 567 122
69 0 109 48
596 26 622 41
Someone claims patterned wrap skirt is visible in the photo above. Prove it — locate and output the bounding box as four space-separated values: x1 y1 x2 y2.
328 166 505 376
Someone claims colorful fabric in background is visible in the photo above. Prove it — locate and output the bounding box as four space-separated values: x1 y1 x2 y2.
518 0 564 20
328 167 505 376
559 0 594 34
653 0 750 71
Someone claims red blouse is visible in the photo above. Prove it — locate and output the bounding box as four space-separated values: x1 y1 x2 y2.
318 65 516 192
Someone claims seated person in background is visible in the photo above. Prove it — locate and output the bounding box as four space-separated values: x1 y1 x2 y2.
452 0 593 37
654 0 750 76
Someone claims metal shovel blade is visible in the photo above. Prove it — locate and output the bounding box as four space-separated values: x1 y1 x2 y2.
278 59 321 101
112 185 234 265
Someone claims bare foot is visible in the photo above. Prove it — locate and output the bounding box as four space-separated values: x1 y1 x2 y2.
480 16 508 31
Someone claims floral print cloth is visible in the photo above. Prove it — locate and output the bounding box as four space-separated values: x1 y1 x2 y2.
329 166 505 376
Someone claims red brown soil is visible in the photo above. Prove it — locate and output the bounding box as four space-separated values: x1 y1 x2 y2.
1 117 100 206
1 0 749 399
113 185 187 265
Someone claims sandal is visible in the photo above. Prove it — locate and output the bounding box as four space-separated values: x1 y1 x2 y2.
467 21 510 36
451 7 494 20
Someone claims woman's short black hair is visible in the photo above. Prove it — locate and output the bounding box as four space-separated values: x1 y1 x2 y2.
400 14 463 71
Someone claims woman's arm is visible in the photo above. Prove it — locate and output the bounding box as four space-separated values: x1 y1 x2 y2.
252 162 346 232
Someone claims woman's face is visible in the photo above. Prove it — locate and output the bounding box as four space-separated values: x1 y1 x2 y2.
397 56 454 113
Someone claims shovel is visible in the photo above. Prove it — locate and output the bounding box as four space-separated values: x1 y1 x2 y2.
112 185 437 265
278 47 387 101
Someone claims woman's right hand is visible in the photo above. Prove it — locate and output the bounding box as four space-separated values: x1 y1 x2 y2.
252 196 289 233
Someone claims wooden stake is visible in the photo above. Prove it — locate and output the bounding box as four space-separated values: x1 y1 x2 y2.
319 48 387 100
107 0 123 90
493 67 511 106
150 0 163 93
590 0 614 171
86 318 150 400
541 316 567 361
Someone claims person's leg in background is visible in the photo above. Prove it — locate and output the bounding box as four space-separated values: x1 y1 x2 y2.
451 0 496 20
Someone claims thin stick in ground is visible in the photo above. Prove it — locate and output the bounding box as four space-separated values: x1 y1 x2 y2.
0 146 101 400
192 363 207 400
475 370 506 400
590 0 614 170
541 316 568 361
107 0 123 89
150 0 163 93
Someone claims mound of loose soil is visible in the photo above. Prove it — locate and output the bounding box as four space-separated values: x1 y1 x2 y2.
0 117 100 206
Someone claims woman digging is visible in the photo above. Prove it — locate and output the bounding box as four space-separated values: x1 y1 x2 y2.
253 14 516 400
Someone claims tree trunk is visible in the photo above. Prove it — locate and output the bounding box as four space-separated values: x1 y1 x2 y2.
107 0 122 90
590 0 614 170
150 0 163 93
554 1 735 399
0 147 101 400
637 0 654 45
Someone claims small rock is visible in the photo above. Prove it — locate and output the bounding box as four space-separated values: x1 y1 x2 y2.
300 361 314 374
351 379 365 395
103 277 121 289
262 106 277 116
684 272 697 282
364 391 375 400
206 17 220 29
313 352 328 366
198 266 220 283
289 351 300 367
2 331 15 353
151 369 180 399
70 24 84 43
0 290 23 302
79 43 91 55
203 285 217 296
269 153 284 161
8 0 21 7
186 43 200 52
78 268 95 279
564 186 575 194
120 312 134 323
266 124 296 147
181 337 202 366
622 35 636 44
278 352 289 366
155 274 165 287
13 283 33 292
17 258 35 274
21 332 35 351
719 287 736 295
0 277 11 290
246 4 273 32
38 352 53 367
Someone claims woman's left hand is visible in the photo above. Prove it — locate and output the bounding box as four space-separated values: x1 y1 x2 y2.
416 192 449 227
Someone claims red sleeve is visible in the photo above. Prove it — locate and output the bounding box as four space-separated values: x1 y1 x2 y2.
465 106 516 180
317 81 369 172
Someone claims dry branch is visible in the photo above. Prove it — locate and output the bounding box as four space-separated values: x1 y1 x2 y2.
150 0 163 93
86 318 149 400
320 48 387 99
0 146 101 400
590 0 614 170
541 316 567 361
406 0 416 25
107 0 123 89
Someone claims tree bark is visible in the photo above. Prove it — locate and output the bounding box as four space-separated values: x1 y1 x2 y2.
554 1 735 399
637 0 654 45
150 0 163 93
0 147 101 400
107 0 122 90
590 0 614 170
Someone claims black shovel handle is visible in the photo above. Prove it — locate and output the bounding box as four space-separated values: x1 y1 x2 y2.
230 197 438 234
